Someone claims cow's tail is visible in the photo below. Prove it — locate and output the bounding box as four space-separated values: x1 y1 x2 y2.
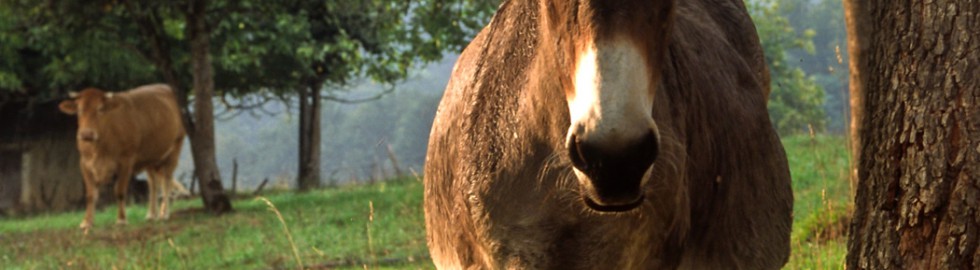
171 178 191 198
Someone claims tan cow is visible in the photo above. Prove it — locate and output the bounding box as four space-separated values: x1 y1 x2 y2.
425 0 792 269
59 84 186 230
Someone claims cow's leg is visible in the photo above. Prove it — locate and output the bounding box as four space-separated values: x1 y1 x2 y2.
145 172 159 221
145 169 167 220
157 170 172 220
80 168 98 230
158 140 182 220
113 165 134 225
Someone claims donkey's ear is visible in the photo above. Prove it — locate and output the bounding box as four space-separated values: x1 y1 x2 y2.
59 100 78 115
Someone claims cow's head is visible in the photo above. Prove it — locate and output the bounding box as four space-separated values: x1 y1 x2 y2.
543 0 674 212
59 88 121 143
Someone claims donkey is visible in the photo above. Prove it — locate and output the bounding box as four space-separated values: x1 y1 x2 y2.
424 0 792 269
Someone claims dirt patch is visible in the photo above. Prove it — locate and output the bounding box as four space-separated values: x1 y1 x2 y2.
2 228 81 256
85 222 185 246
170 207 209 218
301 253 430 270
1 219 189 251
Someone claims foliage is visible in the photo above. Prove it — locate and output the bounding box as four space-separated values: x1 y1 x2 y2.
747 0 828 135
0 0 498 103
779 0 848 76
0 6 24 92
779 0 850 133
0 1 159 101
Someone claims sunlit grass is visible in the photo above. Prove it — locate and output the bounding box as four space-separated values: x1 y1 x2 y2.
789 238 848 270
782 134 851 269
0 135 850 269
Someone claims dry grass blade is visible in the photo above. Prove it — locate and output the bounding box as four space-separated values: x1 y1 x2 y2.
256 197 303 270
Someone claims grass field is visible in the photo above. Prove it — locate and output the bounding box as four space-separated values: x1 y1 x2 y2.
783 135 851 269
0 135 851 269
0 179 431 269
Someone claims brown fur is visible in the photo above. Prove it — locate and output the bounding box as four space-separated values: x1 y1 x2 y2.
59 84 185 230
424 0 792 269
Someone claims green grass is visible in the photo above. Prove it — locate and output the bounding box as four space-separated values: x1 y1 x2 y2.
782 134 851 269
0 135 851 269
0 178 432 269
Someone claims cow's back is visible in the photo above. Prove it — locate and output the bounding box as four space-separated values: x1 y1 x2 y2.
111 84 184 169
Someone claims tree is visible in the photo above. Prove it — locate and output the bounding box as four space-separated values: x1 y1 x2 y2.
186 0 232 212
845 1 980 269
747 0 827 135
779 0 850 133
282 0 497 190
4 0 499 196
187 0 497 190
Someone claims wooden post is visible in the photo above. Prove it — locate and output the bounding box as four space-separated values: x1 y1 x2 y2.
189 170 198 196
372 154 386 181
385 143 403 177
231 158 238 195
252 178 269 196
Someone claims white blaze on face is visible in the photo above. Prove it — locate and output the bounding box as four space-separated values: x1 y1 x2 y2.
567 38 656 151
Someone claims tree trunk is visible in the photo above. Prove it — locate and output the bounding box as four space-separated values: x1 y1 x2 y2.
842 0 866 195
298 87 310 188
297 82 322 191
187 0 232 214
846 1 980 269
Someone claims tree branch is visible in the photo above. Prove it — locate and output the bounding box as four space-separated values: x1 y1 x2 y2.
215 91 288 120
321 83 396 104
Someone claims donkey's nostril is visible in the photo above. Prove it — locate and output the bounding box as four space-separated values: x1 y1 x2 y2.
567 134 588 170
566 129 660 208
637 131 659 166
567 130 658 174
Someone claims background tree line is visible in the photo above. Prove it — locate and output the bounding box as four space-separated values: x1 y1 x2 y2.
0 0 497 213
0 0 846 204
749 0 848 135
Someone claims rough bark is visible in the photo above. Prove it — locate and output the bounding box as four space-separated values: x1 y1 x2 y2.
187 0 232 214
297 82 322 191
846 1 980 269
